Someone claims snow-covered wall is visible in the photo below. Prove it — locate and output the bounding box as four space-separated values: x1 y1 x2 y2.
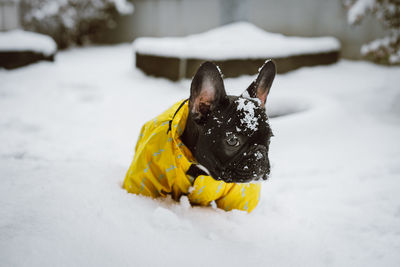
0 30 57 55
134 22 341 60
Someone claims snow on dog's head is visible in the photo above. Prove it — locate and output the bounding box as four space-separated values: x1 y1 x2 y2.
235 97 263 134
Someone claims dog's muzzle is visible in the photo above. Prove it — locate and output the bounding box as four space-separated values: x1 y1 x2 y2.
219 145 270 183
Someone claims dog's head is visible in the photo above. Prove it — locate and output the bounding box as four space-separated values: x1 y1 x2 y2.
183 61 276 183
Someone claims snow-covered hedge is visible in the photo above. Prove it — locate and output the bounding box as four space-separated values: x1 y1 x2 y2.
344 0 400 64
20 0 134 49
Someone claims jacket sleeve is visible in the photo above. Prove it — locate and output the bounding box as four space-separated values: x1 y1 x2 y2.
216 183 261 213
189 176 261 213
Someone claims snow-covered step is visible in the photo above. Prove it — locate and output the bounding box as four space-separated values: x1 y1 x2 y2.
0 30 57 69
133 22 341 80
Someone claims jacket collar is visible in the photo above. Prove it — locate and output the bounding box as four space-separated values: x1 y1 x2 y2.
168 100 197 173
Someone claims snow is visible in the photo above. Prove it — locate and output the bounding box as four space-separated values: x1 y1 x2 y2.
29 1 61 20
361 33 400 64
111 0 134 15
0 30 57 56
235 98 260 132
1 44 400 266
27 0 134 21
347 0 375 25
133 22 341 60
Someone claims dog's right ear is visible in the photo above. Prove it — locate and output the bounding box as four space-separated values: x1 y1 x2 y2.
189 62 227 122
242 60 276 107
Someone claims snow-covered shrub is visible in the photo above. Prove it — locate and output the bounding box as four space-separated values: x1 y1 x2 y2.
343 0 400 64
21 0 134 49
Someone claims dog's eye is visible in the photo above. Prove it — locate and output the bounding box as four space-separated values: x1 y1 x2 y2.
226 134 240 147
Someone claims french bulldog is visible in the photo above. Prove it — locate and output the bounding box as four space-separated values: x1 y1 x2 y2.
182 60 276 183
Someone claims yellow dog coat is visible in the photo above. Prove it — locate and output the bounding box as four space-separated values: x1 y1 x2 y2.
123 100 261 212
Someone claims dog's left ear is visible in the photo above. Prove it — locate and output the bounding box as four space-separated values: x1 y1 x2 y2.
242 60 276 107
189 61 227 122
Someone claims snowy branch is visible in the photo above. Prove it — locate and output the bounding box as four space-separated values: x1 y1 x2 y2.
21 0 134 48
343 0 400 64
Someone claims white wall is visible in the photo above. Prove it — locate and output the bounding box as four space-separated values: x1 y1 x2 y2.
129 0 220 37
0 0 20 31
247 0 385 58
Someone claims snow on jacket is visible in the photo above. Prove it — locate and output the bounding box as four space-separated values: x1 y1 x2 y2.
123 100 261 213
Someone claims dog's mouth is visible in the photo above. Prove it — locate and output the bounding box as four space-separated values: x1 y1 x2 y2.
218 166 269 183
213 147 270 183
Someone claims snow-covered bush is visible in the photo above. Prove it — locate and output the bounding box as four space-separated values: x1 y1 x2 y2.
21 0 134 49
343 0 400 64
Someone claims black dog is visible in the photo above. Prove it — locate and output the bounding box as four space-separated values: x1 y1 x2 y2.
182 60 275 183
124 60 276 212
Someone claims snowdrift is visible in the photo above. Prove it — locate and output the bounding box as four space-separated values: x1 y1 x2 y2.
1 45 399 266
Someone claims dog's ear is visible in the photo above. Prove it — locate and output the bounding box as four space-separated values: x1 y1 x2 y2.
189 61 227 121
242 60 276 107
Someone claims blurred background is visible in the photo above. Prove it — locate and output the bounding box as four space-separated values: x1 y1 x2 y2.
0 0 396 60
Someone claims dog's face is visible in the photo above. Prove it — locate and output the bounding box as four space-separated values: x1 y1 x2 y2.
182 61 276 183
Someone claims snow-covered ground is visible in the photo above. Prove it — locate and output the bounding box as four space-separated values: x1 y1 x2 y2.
0 44 399 266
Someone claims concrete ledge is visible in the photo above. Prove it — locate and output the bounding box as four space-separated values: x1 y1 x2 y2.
0 51 55 69
136 51 340 80
134 22 341 80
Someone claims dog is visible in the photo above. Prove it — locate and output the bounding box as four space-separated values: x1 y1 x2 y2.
124 60 275 212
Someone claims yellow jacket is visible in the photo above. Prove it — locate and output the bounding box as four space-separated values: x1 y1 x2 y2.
123 100 261 212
